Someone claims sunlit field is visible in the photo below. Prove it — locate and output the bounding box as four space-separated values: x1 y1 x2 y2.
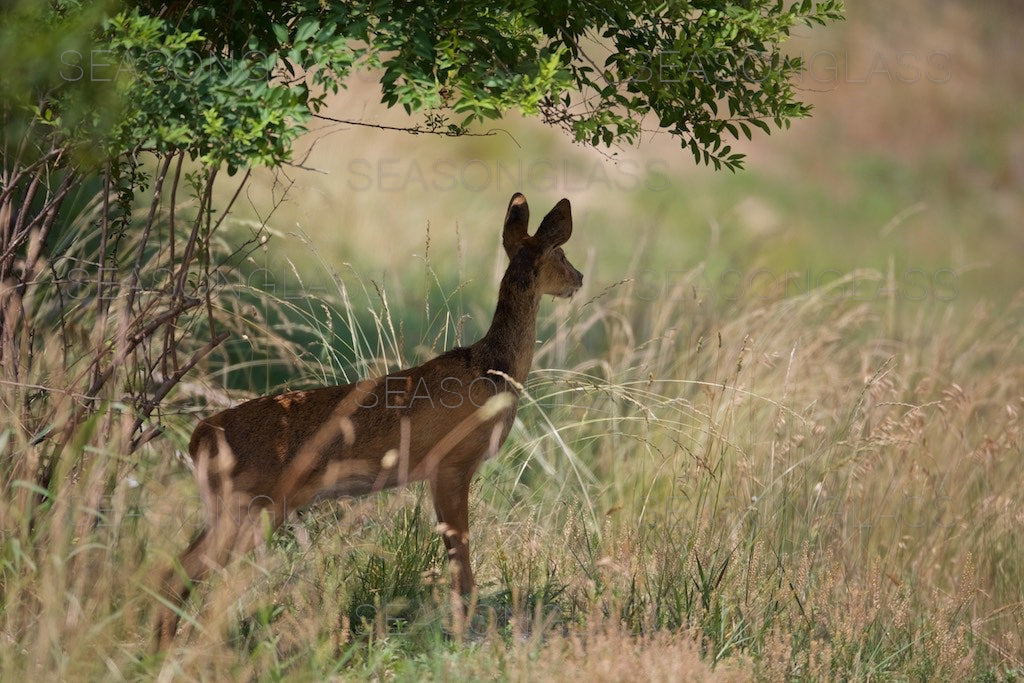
2 2 1021 680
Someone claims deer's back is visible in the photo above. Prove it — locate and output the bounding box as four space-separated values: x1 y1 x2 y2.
188 346 519 501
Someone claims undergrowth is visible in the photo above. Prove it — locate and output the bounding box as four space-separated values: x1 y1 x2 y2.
1 198 1021 680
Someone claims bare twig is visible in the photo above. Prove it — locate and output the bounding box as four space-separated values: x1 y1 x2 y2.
129 329 230 452
312 114 520 147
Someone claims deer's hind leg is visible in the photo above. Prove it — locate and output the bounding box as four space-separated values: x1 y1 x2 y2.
153 494 275 650
155 526 215 650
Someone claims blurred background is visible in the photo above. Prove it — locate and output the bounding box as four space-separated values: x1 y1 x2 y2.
231 1 1022 337
3 2 1021 676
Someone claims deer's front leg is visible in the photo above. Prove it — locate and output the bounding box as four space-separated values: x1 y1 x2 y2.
429 463 477 598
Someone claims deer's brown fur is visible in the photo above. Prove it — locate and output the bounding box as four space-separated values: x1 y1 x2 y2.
155 193 582 648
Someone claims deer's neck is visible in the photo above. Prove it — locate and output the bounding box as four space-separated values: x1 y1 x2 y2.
476 254 541 384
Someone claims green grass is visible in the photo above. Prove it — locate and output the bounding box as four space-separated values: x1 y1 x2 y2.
3 2 1023 679
2 228 1021 678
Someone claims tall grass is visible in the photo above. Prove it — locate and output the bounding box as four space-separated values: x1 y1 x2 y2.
1 198 1020 679
4 2 1021 677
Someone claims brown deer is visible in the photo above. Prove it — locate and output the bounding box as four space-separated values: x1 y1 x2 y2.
155 193 583 648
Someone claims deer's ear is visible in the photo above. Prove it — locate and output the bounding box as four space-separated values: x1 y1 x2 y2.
534 198 572 249
503 193 530 258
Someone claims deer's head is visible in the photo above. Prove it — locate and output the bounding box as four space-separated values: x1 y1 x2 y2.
501 193 583 299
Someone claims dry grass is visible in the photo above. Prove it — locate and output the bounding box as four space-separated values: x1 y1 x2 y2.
1 233 1021 678
2 1 1023 680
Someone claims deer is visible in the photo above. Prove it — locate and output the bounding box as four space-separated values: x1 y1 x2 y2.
155 193 583 649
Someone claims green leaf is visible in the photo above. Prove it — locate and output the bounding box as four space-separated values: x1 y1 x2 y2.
295 18 318 43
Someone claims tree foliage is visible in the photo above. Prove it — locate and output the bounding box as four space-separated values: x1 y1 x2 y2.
7 0 843 173
0 0 842 486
